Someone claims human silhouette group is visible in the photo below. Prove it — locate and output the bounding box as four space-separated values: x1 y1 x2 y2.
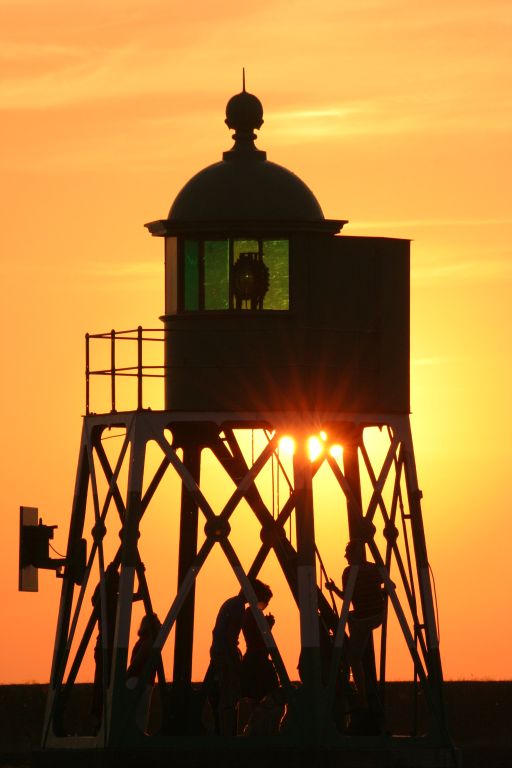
206 538 388 736
92 538 388 736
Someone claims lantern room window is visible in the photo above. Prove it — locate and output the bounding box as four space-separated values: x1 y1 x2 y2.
181 238 289 312
183 240 200 310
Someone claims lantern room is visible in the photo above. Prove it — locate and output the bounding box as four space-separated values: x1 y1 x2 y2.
146 88 410 415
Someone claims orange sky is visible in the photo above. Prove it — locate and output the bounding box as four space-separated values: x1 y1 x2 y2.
1 0 511 683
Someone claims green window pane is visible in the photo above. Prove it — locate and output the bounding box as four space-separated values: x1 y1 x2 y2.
204 240 229 310
183 240 199 311
262 240 289 310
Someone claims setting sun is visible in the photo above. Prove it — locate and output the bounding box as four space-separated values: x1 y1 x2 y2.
329 445 343 460
307 435 324 462
278 436 296 456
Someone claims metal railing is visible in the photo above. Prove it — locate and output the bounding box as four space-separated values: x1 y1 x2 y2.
85 327 166 414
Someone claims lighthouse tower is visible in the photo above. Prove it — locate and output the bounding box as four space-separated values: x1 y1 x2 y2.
36 86 455 767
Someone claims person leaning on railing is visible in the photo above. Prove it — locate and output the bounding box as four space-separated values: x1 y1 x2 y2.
326 540 388 709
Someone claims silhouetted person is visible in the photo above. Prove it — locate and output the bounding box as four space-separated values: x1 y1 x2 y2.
206 578 273 736
91 562 119 727
126 612 161 733
326 540 386 709
240 581 278 702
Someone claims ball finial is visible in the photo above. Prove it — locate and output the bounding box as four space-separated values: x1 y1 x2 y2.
225 73 264 146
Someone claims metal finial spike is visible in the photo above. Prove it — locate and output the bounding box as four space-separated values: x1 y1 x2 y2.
242 67 246 92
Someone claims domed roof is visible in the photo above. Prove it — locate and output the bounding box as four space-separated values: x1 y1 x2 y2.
169 157 324 222
167 88 324 223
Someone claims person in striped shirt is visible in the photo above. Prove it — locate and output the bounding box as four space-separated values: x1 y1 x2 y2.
326 539 387 708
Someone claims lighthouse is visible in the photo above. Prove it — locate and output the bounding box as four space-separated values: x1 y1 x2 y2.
29 85 455 767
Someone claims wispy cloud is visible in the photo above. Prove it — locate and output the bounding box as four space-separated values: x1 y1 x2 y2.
351 218 512 230
0 260 161 285
413 257 512 283
267 102 420 140
267 104 400 139
266 94 512 141
0 44 145 109
0 41 85 61
0 0 509 139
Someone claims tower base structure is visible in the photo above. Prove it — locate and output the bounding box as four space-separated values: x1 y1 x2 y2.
38 408 458 767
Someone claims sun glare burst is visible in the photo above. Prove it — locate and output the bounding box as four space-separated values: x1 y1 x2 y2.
307 436 324 461
329 444 343 459
278 433 342 462
278 436 296 455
